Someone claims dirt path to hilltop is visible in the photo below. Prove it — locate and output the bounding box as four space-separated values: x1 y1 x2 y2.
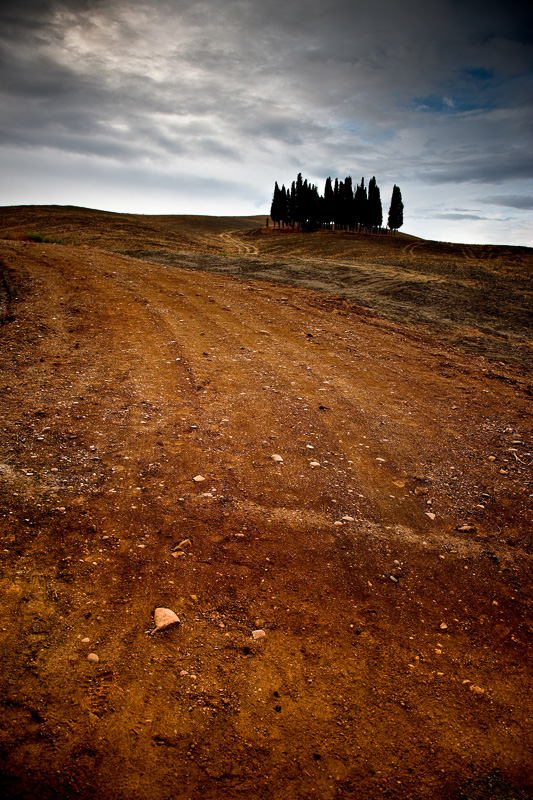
0 238 532 800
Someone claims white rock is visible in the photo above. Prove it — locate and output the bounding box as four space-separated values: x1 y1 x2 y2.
271 454 284 463
193 475 206 482
151 607 180 635
87 653 99 663
252 629 266 640
342 515 355 522
425 512 436 520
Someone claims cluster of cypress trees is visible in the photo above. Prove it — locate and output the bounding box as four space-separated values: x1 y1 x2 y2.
270 173 403 233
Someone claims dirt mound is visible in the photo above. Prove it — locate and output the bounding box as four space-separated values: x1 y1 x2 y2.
0 208 532 799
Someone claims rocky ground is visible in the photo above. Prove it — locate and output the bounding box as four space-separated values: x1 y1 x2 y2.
0 209 532 799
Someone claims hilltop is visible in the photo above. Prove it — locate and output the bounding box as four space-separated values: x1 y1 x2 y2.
2 204 531 371
0 206 532 800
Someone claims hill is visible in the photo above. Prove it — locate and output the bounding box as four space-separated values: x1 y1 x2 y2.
0 206 532 800
2 204 531 372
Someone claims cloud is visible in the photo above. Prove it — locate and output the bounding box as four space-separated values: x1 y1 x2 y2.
478 194 533 210
434 213 486 221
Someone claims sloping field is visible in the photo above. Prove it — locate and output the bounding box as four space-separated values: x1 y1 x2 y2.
0 207 532 800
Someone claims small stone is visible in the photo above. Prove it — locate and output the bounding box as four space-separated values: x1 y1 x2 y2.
439 622 448 631
488 455 496 461
193 475 206 482
81 637 90 643
425 512 436 520
342 515 355 522
87 653 99 663
470 685 485 695
456 523 476 532
309 461 320 467
171 551 184 558
252 629 266 641
389 575 399 583
271 454 284 463
334 521 343 526
190 594 198 603
150 607 180 635
173 538 191 551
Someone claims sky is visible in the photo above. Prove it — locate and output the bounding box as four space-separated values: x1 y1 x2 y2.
1 0 532 246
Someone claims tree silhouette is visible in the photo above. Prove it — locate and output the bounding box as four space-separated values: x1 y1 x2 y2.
387 185 404 233
270 173 400 234
367 176 383 232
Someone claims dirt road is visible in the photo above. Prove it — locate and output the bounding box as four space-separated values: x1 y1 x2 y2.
0 228 532 799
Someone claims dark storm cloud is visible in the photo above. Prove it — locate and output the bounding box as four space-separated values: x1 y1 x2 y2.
479 195 533 210
0 0 532 243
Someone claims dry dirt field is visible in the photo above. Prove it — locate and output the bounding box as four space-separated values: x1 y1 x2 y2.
0 206 532 800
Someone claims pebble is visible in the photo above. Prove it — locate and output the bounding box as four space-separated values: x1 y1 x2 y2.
389 575 399 583
425 512 436 520
193 475 206 482
456 523 476 532
342 515 355 522
81 637 90 643
252 629 266 641
87 653 99 663
174 539 191 551
271 454 284 463
439 622 448 631
470 685 485 695
309 461 320 467
334 521 343 527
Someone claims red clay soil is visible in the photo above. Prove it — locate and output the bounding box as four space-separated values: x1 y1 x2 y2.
0 224 532 800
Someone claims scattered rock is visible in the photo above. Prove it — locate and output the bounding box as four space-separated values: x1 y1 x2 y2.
439 622 448 631
389 575 399 583
309 461 320 467
456 523 476 532
252 629 266 641
150 607 180 636
342 515 355 522
271 454 284 463
81 637 90 643
87 653 99 663
425 512 436 520
193 475 206 482
173 538 191 551
470 685 485 695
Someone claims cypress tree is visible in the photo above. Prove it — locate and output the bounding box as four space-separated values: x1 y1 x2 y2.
354 178 367 230
270 182 281 227
367 176 383 232
324 177 334 226
387 185 404 232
